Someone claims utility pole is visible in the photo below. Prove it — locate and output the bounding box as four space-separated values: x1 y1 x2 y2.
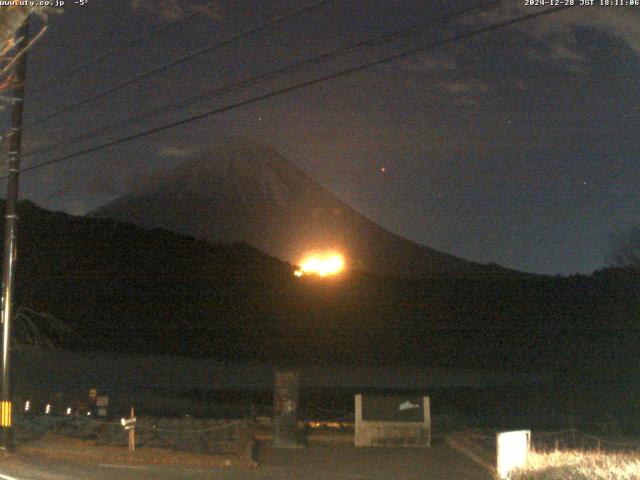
1 17 30 452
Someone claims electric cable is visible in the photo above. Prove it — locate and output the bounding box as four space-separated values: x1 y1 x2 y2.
25 0 336 129
23 0 512 159
14 5 572 177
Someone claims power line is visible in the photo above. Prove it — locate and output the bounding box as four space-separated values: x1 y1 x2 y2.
29 8 203 91
25 0 336 129
14 5 572 177
23 0 511 159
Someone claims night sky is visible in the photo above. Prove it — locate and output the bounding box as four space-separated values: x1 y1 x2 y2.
2 0 639 275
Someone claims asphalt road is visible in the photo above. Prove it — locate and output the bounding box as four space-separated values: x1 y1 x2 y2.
0 443 492 479
0 455 219 480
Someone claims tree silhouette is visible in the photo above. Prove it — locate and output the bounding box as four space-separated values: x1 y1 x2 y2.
610 226 640 270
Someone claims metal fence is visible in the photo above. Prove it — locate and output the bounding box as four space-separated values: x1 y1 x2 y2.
14 414 251 455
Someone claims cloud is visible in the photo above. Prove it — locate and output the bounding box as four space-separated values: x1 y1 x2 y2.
398 53 458 73
131 0 223 22
514 79 527 91
452 97 481 107
131 0 183 21
468 5 640 70
438 80 484 94
530 40 589 73
191 1 224 22
436 79 488 105
158 144 203 158
548 41 585 63
525 8 640 56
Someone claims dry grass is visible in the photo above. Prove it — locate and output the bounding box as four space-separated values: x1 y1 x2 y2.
509 449 640 480
18 433 257 469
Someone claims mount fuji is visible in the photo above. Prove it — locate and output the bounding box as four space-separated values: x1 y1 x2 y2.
91 140 509 277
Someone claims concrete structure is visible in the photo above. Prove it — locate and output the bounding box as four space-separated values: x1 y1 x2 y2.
354 394 431 447
273 369 300 447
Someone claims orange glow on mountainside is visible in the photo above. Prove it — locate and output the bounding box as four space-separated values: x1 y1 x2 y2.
294 252 345 277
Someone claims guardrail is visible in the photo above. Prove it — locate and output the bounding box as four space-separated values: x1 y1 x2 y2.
13 414 252 456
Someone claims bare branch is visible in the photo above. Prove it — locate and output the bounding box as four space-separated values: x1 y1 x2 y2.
14 307 73 350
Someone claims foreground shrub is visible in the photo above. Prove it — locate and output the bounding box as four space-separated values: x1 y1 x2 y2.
510 449 640 480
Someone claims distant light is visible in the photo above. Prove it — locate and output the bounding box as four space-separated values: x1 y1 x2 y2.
87 411 91 416
24 400 30 412
380 167 386 173
45 404 51 415
295 252 345 277
66 407 72 415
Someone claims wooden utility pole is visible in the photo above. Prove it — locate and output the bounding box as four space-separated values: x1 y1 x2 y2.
128 407 135 452
121 406 136 452
1 17 29 453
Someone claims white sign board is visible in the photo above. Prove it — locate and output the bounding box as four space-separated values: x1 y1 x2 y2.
496 430 530 479
354 394 431 447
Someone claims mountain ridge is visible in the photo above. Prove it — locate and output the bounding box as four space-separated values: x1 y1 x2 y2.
0 199 638 371
91 140 514 277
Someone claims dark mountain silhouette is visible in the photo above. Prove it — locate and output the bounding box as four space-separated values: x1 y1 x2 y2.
91 140 509 277
4 200 639 373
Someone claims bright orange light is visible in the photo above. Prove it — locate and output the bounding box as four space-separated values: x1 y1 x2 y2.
294 252 345 277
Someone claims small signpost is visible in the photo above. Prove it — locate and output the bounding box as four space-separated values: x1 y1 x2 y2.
121 407 136 452
96 396 109 417
88 388 98 417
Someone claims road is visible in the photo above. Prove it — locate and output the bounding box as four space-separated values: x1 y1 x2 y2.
0 443 492 479
0 455 218 480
